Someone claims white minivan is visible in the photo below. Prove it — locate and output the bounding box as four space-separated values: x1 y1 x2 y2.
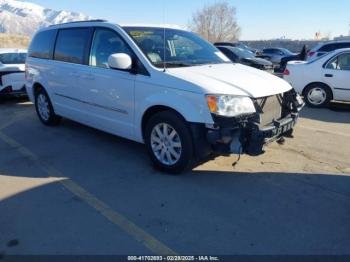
26 20 304 173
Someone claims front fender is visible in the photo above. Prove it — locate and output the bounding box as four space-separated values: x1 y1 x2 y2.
134 87 214 142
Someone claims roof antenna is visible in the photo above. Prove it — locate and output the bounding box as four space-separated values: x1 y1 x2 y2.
163 0 167 72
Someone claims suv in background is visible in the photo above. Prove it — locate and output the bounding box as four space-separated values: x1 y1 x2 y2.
307 41 350 61
0 49 27 99
25 21 304 174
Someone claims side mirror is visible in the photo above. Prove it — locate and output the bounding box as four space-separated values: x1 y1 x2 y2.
108 53 132 70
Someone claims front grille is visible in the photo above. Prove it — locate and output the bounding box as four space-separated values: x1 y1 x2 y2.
255 95 283 127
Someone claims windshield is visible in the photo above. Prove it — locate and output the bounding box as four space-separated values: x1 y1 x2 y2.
281 48 294 55
0 53 27 64
232 47 255 59
123 27 231 68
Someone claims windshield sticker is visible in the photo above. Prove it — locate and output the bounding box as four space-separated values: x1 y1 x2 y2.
129 31 154 38
215 52 230 62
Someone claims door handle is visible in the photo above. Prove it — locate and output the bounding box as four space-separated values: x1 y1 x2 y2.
325 74 333 78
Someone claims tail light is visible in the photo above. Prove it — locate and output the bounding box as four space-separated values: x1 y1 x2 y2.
308 51 316 57
283 69 290 76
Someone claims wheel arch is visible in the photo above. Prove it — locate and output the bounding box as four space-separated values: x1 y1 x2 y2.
32 82 45 97
302 82 334 100
141 105 186 141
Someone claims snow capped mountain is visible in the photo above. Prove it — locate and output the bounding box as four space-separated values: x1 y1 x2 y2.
0 0 92 36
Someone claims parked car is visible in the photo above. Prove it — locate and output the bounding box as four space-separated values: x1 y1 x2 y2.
214 42 260 55
307 41 350 61
216 45 274 73
26 21 304 174
283 48 350 108
0 49 27 99
262 48 297 65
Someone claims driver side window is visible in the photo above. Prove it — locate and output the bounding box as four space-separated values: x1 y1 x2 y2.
90 29 133 69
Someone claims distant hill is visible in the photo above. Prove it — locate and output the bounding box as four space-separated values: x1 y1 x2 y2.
0 33 30 48
0 0 92 36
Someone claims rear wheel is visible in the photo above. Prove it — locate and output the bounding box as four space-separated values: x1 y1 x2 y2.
145 111 194 174
35 88 61 126
303 83 332 108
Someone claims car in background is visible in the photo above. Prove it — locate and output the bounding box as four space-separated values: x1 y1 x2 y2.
262 48 297 65
0 49 27 99
216 45 274 73
307 41 350 61
214 42 260 55
283 48 350 108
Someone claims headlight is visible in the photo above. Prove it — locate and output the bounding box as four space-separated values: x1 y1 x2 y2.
206 95 256 117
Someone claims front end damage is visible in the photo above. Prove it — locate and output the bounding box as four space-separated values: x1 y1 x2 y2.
205 89 304 156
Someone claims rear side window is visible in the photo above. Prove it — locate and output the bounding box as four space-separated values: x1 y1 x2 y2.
320 43 350 52
320 44 337 52
28 30 57 59
326 53 350 70
338 42 350 49
54 28 92 64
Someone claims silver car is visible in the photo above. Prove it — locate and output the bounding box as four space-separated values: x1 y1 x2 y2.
262 48 296 65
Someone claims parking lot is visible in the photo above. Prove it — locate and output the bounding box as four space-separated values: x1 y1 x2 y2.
0 98 349 256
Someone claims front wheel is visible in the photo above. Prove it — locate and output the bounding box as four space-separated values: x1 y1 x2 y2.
145 111 194 174
303 83 332 108
35 88 61 126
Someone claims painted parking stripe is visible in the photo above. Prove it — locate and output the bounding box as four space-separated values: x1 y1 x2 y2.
0 111 33 131
0 131 177 255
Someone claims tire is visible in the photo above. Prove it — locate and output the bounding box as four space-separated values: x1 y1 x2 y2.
144 111 194 174
34 88 61 126
303 83 332 108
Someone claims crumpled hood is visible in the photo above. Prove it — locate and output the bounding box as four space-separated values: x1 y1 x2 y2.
166 63 292 98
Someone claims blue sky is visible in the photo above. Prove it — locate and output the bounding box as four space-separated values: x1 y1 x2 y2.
26 0 349 40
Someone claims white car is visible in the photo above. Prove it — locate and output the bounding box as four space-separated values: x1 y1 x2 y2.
26 20 304 173
284 48 350 107
0 49 27 98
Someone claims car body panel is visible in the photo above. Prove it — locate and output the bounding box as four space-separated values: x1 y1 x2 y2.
0 49 27 94
284 49 350 102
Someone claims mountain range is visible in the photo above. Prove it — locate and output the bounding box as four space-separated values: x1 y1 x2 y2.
0 0 92 36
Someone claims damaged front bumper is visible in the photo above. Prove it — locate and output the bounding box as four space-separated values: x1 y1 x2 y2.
204 89 304 156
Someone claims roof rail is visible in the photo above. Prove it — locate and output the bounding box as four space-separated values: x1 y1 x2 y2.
50 19 108 27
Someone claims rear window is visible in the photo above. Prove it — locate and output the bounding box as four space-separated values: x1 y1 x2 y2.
54 28 92 64
0 53 27 64
28 30 57 59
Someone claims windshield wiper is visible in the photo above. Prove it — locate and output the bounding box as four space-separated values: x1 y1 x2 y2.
155 62 194 68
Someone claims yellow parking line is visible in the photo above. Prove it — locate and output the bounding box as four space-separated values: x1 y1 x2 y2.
0 131 177 255
0 111 33 131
